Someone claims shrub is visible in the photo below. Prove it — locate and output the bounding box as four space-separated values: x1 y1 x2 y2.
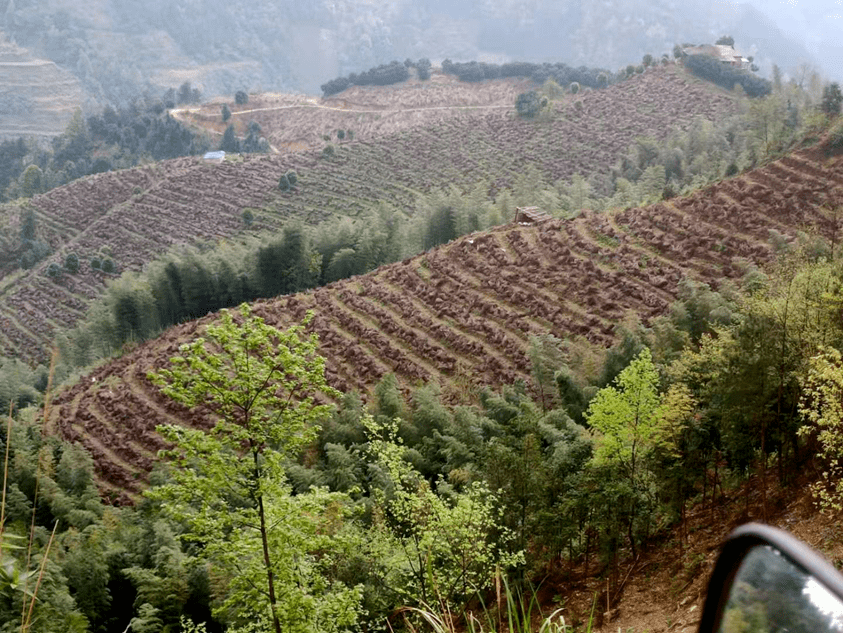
321 144 335 160
826 119 843 156
101 258 115 273
569 82 580 95
515 91 542 118
337 129 346 140
90 257 102 270
222 103 231 122
47 262 61 278
286 170 297 186
64 252 80 273
242 209 255 226
278 174 290 191
822 83 843 117
235 91 249 105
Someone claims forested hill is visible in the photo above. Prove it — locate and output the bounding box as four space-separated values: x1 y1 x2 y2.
0 67 737 364
50 141 843 499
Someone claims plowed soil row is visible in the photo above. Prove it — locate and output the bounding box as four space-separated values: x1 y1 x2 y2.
49 146 843 494
1 67 739 364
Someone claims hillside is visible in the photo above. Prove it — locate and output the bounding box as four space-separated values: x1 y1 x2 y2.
0 67 737 364
0 0 826 134
174 70 533 154
48 143 843 501
0 39 85 139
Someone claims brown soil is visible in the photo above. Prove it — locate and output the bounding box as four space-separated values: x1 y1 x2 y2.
552 469 843 633
47 147 843 497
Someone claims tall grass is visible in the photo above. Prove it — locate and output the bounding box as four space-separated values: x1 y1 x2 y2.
395 574 598 633
0 353 59 632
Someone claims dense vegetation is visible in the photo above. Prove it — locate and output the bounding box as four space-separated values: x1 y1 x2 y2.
6 245 843 631
0 90 212 203
3 75 843 633
442 59 613 89
321 60 417 97
683 54 772 98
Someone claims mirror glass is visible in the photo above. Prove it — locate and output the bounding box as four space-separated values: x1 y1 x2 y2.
719 545 843 633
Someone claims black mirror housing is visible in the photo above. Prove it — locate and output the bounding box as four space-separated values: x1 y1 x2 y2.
699 523 843 633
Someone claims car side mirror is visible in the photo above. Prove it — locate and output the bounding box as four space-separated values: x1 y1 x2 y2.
699 523 843 633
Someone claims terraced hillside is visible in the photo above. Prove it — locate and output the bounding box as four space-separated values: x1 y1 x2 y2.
2 67 738 363
0 40 85 139
49 145 843 502
176 70 533 153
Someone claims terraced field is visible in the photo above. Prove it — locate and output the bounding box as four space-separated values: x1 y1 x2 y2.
49 145 843 502
2 66 738 364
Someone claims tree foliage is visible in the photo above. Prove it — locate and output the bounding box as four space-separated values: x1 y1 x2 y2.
821 83 843 117
148 305 360 632
684 54 771 98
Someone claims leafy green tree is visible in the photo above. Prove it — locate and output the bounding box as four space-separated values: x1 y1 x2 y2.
235 91 249 106
586 348 677 557
799 347 843 512
221 104 231 122
364 415 521 608
19 164 43 198
148 305 360 633
821 83 843 117
716 35 735 47
642 54 653 68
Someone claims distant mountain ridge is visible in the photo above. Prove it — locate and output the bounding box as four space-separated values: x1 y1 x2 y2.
0 0 829 126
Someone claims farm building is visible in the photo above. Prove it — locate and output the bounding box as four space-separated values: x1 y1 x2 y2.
203 150 226 162
514 206 551 224
682 45 751 70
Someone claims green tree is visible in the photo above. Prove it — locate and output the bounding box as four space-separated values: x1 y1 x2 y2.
19 208 36 242
221 103 231 122
716 35 735 47
235 90 249 106
221 125 239 153
515 91 542 118
364 415 521 608
19 164 43 198
586 348 677 557
821 83 843 117
799 347 843 512
148 305 357 633
64 252 79 273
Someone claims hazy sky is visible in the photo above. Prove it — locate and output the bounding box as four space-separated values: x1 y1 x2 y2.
753 0 842 51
